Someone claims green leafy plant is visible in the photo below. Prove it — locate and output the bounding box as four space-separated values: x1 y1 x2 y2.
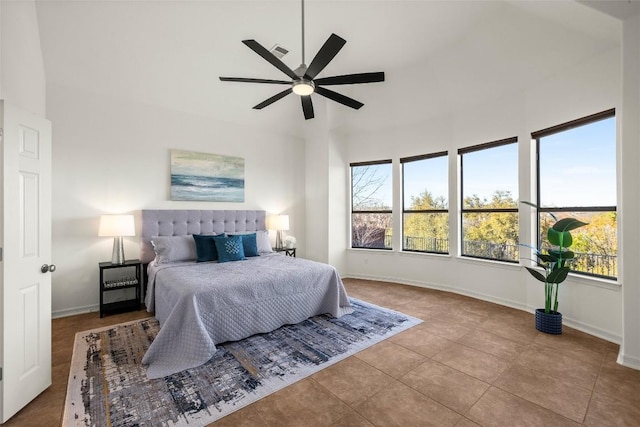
521 201 588 314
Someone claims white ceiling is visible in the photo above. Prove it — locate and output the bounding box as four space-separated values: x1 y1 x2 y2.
35 0 622 138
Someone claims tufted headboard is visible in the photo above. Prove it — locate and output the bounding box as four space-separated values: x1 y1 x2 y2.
139 209 267 264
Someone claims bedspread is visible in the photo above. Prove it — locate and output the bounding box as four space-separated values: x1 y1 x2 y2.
142 253 353 378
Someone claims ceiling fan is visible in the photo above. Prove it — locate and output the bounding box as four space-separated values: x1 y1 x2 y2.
219 0 385 120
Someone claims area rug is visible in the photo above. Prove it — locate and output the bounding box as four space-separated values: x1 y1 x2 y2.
63 298 421 426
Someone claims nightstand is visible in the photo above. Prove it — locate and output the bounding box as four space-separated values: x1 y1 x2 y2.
99 259 141 317
275 247 296 257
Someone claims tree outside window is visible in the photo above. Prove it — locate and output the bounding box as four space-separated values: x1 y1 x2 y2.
535 109 617 279
402 153 449 253
459 138 519 262
351 160 392 249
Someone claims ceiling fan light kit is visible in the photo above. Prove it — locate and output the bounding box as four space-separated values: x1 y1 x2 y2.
219 0 384 120
292 80 315 96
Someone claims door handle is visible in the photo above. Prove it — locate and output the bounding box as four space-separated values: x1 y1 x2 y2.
41 264 56 273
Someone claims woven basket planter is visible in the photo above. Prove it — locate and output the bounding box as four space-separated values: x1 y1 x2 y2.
535 309 562 335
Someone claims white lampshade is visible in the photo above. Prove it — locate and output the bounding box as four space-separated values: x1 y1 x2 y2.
99 214 135 264
98 214 135 237
267 214 289 231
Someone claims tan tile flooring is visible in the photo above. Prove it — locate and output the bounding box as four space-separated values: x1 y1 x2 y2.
5 278 640 426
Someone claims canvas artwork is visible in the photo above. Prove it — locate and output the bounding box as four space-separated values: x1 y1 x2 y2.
171 149 245 202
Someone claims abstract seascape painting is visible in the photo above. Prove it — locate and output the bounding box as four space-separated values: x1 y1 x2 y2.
170 149 245 202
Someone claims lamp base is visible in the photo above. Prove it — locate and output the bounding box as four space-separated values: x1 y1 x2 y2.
111 236 126 264
275 231 284 251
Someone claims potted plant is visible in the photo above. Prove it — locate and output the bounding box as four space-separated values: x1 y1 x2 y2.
521 202 588 334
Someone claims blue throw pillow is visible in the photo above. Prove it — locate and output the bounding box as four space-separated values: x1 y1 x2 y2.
192 234 225 262
230 233 259 257
214 235 246 263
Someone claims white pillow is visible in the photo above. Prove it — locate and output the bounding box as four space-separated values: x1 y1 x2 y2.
151 235 197 264
256 230 273 253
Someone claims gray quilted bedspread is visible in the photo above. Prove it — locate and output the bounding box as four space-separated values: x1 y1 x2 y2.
142 253 353 378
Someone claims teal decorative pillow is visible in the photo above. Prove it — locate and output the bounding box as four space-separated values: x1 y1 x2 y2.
229 233 259 257
192 234 225 262
214 235 246 262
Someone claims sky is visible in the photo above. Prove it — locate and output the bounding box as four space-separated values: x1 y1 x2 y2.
462 144 518 205
539 116 616 207
403 155 449 208
357 116 615 210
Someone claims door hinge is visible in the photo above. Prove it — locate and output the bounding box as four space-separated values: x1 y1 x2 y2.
0 247 3 261
1 367 3 381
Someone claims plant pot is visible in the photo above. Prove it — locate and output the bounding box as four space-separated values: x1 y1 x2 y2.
535 308 562 335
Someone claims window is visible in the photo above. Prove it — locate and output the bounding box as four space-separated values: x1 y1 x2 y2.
401 152 449 253
533 109 617 279
459 138 519 262
351 160 393 249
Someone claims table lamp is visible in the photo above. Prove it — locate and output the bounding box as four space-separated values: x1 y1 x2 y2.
267 214 289 250
99 214 135 264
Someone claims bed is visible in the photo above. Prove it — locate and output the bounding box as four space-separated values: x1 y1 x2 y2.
139 209 353 379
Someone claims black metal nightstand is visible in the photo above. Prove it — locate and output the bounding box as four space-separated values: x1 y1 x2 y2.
99 259 141 317
274 247 296 257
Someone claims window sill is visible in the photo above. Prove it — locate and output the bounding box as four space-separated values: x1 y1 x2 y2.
399 250 452 260
564 272 620 291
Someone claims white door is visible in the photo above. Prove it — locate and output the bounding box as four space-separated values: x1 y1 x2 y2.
0 100 53 422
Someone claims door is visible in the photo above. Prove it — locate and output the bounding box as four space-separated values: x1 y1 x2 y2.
0 100 53 422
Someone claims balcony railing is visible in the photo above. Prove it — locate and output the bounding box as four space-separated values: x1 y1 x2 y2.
402 236 448 253
355 228 618 278
462 240 519 262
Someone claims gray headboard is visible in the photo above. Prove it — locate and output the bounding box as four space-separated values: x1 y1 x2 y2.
139 209 266 263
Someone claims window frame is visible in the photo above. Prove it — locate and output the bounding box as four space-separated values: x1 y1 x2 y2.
532 108 617 280
400 151 449 254
350 159 393 250
458 136 519 263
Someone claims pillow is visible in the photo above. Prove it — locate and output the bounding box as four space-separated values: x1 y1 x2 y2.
192 233 224 262
151 235 197 264
255 230 273 253
214 235 246 263
228 233 259 257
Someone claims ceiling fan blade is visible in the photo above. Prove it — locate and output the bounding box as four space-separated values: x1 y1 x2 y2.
314 72 385 86
242 40 299 80
304 33 346 80
315 86 363 110
219 77 291 84
301 96 314 120
253 88 293 109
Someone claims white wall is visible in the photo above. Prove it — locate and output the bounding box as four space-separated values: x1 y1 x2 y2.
344 47 623 343
48 83 305 317
619 13 640 369
304 103 331 264
0 0 46 116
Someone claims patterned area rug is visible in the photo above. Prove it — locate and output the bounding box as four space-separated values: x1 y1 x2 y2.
63 298 421 426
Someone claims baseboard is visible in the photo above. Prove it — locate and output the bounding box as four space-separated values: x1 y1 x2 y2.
560 315 621 344
617 351 640 370
344 273 622 344
344 273 529 312
52 304 99 319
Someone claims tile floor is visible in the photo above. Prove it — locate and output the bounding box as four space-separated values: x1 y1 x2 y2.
5 278 640 426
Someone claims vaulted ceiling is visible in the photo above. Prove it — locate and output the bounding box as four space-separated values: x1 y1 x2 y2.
35 1 625 138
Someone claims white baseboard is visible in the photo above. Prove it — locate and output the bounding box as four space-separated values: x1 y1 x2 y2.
52 304 98 319
344 273 528 311
560 316 621 344
617 351 640 370
344 273 622 344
